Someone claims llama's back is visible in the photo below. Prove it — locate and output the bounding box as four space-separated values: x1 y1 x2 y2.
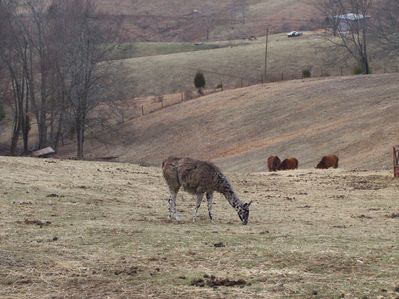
177 157 223 194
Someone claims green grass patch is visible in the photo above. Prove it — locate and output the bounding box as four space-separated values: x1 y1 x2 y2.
109 41 227 60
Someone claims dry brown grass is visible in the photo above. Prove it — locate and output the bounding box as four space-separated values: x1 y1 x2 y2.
1 156 398 298
95 0 316 41
60 73 399 172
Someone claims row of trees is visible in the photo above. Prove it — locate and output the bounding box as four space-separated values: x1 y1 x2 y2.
319 0 399 75
0 0 122 158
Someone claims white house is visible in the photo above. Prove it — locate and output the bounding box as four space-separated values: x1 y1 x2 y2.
334 13 370 32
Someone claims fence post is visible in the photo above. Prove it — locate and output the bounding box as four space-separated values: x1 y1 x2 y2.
141 106 144 116
340 67 343 76
181 92 184 102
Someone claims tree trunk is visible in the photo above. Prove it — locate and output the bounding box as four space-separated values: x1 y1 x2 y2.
22 95 30 154
54 109 64 152
22 113 29 154
76 114 84 159
38 116 47 148
10 115 21 155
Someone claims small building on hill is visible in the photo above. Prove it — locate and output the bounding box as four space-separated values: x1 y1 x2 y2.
334 13 370 33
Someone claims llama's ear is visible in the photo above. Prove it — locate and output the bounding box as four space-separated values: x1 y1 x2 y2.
245 201 253 208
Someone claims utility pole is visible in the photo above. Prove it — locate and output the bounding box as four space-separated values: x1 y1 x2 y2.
264 27 269 82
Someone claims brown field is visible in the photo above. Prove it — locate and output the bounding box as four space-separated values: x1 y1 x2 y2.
95 0 316 41
0 156 398 298
58 73 399 172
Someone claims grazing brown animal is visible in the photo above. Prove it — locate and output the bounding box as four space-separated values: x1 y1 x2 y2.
279 157 299 170
316 155 339 169
162 156 252 225
267 156 281 172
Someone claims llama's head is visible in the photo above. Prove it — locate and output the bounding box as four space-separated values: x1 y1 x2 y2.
237 201 252 225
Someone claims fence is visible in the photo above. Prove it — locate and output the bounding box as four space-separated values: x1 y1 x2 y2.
129 63 399 119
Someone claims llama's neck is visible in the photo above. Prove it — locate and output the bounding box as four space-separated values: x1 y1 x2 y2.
217 174 244 211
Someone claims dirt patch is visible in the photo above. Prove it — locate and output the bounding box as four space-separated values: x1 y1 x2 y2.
356 214 373 219
191 275 248 288
213 242 225 248
23 219 51 227
114 266 140 276
348 176 392 191
46 193 63 198
0 252 24 268
387 213 399 219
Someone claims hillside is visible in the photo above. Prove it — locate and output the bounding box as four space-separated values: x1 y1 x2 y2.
95 0 317 41
1 156 398 298
114 31 398 96
60 73 399 172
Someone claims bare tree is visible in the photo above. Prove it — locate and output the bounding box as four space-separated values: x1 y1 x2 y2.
1 0 125 157
48 0 122 159
373 0 399 53
319 0 373 74
317 0 345 36
24 0 53 150
0 0 32 154
230 0 249 25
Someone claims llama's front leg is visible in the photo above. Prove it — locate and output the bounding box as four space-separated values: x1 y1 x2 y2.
193 193 204 222
168 192 179 221
206 192 214 223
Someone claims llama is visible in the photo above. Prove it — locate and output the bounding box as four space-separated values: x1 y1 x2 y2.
161 156 252 225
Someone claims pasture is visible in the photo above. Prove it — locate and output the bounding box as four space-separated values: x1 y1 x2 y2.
95 0 316 42
1 157 398 298
60 74 399 172
115 32 399 96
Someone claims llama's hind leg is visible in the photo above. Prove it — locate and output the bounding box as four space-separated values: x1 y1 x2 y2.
206 192 214 223
193 193 204 222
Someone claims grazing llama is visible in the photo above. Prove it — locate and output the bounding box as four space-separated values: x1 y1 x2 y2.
162 156 252 225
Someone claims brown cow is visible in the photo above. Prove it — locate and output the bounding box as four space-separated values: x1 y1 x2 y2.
279 157 299 170
267 156 281 172
316 155 339 169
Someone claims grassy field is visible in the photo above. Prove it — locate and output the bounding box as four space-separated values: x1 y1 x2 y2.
0 156 398 298
115 32 399 96
109 42 228 60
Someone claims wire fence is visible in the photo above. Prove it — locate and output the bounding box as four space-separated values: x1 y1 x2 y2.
127 63 399 119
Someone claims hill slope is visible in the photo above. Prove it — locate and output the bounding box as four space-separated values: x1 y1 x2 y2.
96 0 316 41
69 74 399 172
115 31 397 96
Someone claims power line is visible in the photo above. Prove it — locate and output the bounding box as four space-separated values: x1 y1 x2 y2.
264 27 269 82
